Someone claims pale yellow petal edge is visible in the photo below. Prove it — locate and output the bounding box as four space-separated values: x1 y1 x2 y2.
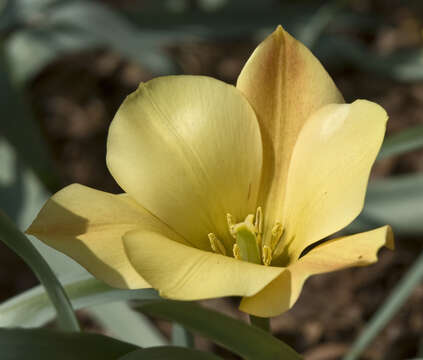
240 226 393 317
123 229 284 300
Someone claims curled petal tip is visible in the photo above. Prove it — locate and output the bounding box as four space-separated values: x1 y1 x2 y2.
275 24 284 33
385 225 395 250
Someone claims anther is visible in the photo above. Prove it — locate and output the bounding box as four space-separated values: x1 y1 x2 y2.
256 233 262 248
208 233 226 255
262 245 272 266
254 207 263 248
254 207 263 235
270 222 284 251
233 243 241 260
226 213 236 239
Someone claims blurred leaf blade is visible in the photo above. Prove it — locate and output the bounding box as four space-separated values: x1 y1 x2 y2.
5 0 177 85
0 210 79 331
137 300 302 360
48 0 177 73
0 272 159 328
0 138 165 347
0 327 138 360
349 174 423 235
0 55 59 191
172 323 194 348
378 125 423 160
316 35 423 83
297 0 347 48
90 302 167 348
119 346 223 360
343 250 423 360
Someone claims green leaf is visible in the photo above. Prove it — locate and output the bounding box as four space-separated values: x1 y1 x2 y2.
136 300 303 360
249 315 270 332
297 0 348 48
0 328 138 360
0 139 165 347
377 124 423 160
172 323 194 348
0 56 59 191
5 0 176 85
349 174 423 236
90 303 167 348
0 272 158 328
315 35 423 83
119 346 222 360
0 210 79 331
343 251 423 360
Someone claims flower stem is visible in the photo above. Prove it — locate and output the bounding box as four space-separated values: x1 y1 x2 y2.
249 315 270 332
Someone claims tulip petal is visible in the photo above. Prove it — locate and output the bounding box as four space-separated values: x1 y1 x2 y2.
236 26 343 247
27 184 187 289
240 226 393 317
123 230 284 300
275 100 388 263
107 76 262 252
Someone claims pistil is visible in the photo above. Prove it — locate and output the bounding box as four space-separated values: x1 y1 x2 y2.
209 207 286 267
228 208 262 265
232 222 261 264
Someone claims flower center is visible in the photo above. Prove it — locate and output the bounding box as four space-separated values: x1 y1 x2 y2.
208 207 285 266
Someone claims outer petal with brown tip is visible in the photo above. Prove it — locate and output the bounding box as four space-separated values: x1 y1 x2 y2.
237 26 344 247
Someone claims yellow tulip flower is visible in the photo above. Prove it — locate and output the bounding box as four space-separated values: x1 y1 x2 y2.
27 26 393 317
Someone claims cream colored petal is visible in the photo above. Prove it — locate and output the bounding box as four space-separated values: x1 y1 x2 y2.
107 76 262 252
240 226 393 317
236 26 344 248
275 100 388 263
123 230 283 300
27 184 186 289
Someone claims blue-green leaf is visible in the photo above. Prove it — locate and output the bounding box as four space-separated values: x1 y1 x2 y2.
5 0 176 85
378 125 423 160
349 174 423 236
119 346 222 360
0 328 138 360
343 251 423 360
0 272 158 328
136 300 303 360
0 210 79 331
172 323 194 347
0 139 165 347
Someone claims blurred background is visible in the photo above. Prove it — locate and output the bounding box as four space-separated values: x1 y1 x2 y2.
1 0 423 359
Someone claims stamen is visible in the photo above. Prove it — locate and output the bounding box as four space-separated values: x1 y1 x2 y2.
262 245 272 266
233 243 241 260
226 213 236 239
255 207 263 235
270 222 284 251
256 233 262 248
274 234 294 259
208 233 226 255
255 207 263 248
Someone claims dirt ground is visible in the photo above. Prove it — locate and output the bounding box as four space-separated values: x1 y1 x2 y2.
1 1 423 359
